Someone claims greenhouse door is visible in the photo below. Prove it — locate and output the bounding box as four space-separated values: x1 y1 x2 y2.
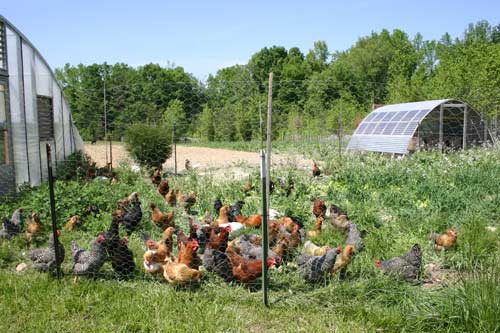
0 81 15 196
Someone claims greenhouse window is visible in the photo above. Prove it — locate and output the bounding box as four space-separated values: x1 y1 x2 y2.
37 95 54 141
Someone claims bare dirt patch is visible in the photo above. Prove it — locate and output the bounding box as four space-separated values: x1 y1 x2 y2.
84 142 314 178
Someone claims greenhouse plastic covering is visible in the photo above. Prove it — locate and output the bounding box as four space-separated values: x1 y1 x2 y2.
2 17 83 191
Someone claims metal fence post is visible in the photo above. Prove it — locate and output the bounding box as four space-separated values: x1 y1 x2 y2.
46 144 61 279
109 135 113 171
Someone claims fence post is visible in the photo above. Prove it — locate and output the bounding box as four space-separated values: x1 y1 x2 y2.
262 72 273 307
172 122 177 176
108 135 113 171
46 144 61 279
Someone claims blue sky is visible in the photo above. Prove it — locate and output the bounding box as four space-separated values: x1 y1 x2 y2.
1 1 499 80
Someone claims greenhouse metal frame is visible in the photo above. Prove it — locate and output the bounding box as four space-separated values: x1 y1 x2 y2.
347 99 495 154
0 15 83 197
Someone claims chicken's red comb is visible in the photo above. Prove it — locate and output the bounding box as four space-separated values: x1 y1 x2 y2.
225 226 232 233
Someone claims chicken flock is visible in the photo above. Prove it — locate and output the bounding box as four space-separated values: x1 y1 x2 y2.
0 162 459 287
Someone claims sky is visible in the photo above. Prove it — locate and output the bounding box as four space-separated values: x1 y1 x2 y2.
1 0 499 80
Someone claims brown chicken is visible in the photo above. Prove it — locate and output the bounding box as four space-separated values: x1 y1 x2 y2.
431 228 458 250
313 198 327 218
214 206 230 226
165 189 177 206
158 179 170 197
85 166 96 181
307 217 324 238
185 159 192 170
226 248 278 287
208 226 231 252
332 245 354 275
65 215 82 231
163 258 201 286
242 183 254 195
235 214 262 228
277 217 296 233
178 191 197 212
144 227 175 259
312 162 321 177
26 212 43 247
150 203 175 231
151 167 162 186
176 239 201 269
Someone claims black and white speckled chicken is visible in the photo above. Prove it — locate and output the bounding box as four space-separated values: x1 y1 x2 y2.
296 248 340 283
346 222 364 252
30 230 65 272
71 234 107 277
0 208 24 240
375 244 422 283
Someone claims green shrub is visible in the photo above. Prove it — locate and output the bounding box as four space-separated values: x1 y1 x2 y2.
125 123 172 168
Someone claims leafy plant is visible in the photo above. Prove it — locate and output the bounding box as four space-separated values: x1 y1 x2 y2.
124 123 172 168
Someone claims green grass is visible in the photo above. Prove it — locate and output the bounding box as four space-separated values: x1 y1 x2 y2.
1 146 500 332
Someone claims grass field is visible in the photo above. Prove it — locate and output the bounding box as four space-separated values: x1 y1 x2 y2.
1 146 499 332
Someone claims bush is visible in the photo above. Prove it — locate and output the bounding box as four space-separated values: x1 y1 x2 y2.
56 151 93 180
125 123 172 168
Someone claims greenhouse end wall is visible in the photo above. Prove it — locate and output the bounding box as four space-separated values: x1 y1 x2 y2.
0 16 83 193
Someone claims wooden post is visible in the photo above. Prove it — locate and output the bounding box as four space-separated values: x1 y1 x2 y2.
484 118 488 144
463 105 468 149
439 104 444 152
338 101 343 159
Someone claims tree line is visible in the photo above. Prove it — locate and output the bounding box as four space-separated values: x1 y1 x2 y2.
55 20 500 142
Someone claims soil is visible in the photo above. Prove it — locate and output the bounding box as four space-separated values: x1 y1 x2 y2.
84 143 314 178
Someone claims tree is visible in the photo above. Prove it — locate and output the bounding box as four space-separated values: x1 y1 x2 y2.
162 99 187 140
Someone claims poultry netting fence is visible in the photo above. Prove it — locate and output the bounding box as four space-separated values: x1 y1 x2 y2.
0 79 499 298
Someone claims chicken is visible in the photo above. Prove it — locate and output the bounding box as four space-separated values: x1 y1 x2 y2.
65 215 82 232
277 177 295 196
375 244 422 283
296 248 340 283
84 204 99 216
163 258 202 286
108 237 135 277
142 227 175 274
151 167 162 186
150 203 175 231
176 239 202 270
185 159 192 170
214 205 230 226
30 230 65 272
307 217 324 238
85 166 96 181
208 226 231 252
0 208 23 240
226 248 278 287
303 240 331 256
332 245 354 275
25 212 44 247
203 249 234 282
228 201 245 222
229 235 281 261
346 223 364 252
313 199 327 218
312 162 321 177
165 189 177 206
178 191 197 212
235 214 262 228
431 229 457 251
118 192 143 236
71 234 107 277
158 179 170 197
329 205 350 231
213 198 224 217
242 183 254 195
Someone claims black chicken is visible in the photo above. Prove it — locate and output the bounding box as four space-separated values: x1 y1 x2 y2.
296 249 338 283
119 192 143 236
30 230 65 272
108 237 135 278
213 198 223 216
71 234 107 277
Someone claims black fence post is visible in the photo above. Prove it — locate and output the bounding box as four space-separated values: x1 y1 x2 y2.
46 144 61 278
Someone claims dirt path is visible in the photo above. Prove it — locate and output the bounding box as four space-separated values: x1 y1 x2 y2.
84 143 313 173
